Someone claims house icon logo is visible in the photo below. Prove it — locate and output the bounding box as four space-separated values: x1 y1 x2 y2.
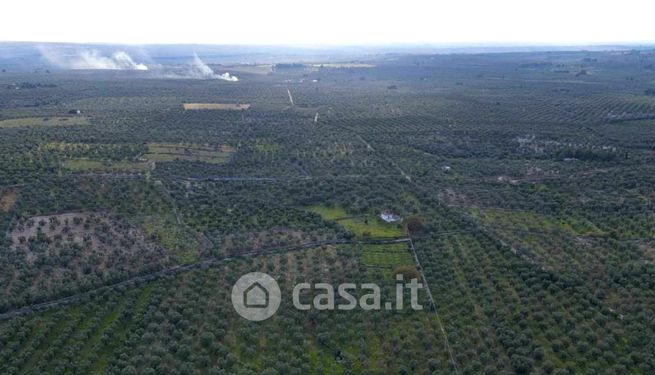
231 272 281 321
244 282 269 308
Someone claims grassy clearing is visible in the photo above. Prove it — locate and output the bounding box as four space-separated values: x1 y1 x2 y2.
362 243 414 268
0 116 89 128
138 214 201 263
338 217 404 238
308 205 405 239
63 159 151 172
470 207 604 236
0 187 20 212
252 139 281 154
307 205 348 221
57 142 234 170
183 103 250 110
143 143 235 164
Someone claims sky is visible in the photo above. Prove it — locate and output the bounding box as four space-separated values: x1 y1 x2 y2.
2 0 654 46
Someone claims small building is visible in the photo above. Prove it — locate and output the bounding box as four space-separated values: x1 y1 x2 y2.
380 210 401 223
441 166 452 173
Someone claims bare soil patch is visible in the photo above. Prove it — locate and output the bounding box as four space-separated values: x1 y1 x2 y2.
5 212 169 301
0 187 20 212
438 188 469 206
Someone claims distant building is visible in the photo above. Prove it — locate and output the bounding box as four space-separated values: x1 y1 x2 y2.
441 166 452 173
380 210 401 223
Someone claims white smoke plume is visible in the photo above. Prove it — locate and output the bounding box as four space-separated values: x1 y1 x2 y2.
40 47 148 70
187 53 238 81
70 50 148 70
110 51 149 70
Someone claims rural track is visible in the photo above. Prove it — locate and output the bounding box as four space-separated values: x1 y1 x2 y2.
287 88 294 106
329 120 412 182
173 174 399 182
0 237 412 320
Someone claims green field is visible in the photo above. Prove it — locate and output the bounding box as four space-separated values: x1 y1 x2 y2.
362 243 414 268
138 214 202 263
143 143 235 164
470 207 605 237
0 116 89 128
63 159 151 172
308 205 405 238
252 139 282 154
58 142 234 171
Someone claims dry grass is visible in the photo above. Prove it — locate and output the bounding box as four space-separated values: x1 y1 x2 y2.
0 188 20 212
183 103 250 110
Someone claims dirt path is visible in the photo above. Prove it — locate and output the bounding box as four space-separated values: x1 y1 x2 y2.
174 174 398 182
355 134 411 180
287 88 294 106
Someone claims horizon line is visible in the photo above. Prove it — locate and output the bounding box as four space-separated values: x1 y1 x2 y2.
2 40 655 49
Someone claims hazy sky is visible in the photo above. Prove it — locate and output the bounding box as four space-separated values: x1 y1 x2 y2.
2 0 654 45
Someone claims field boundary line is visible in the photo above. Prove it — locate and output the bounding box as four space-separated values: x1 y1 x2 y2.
408 235 460 375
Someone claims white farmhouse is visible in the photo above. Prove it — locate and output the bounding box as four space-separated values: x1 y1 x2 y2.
380 210 401 223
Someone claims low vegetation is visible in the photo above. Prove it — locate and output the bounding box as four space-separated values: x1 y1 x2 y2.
63 159 151 172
